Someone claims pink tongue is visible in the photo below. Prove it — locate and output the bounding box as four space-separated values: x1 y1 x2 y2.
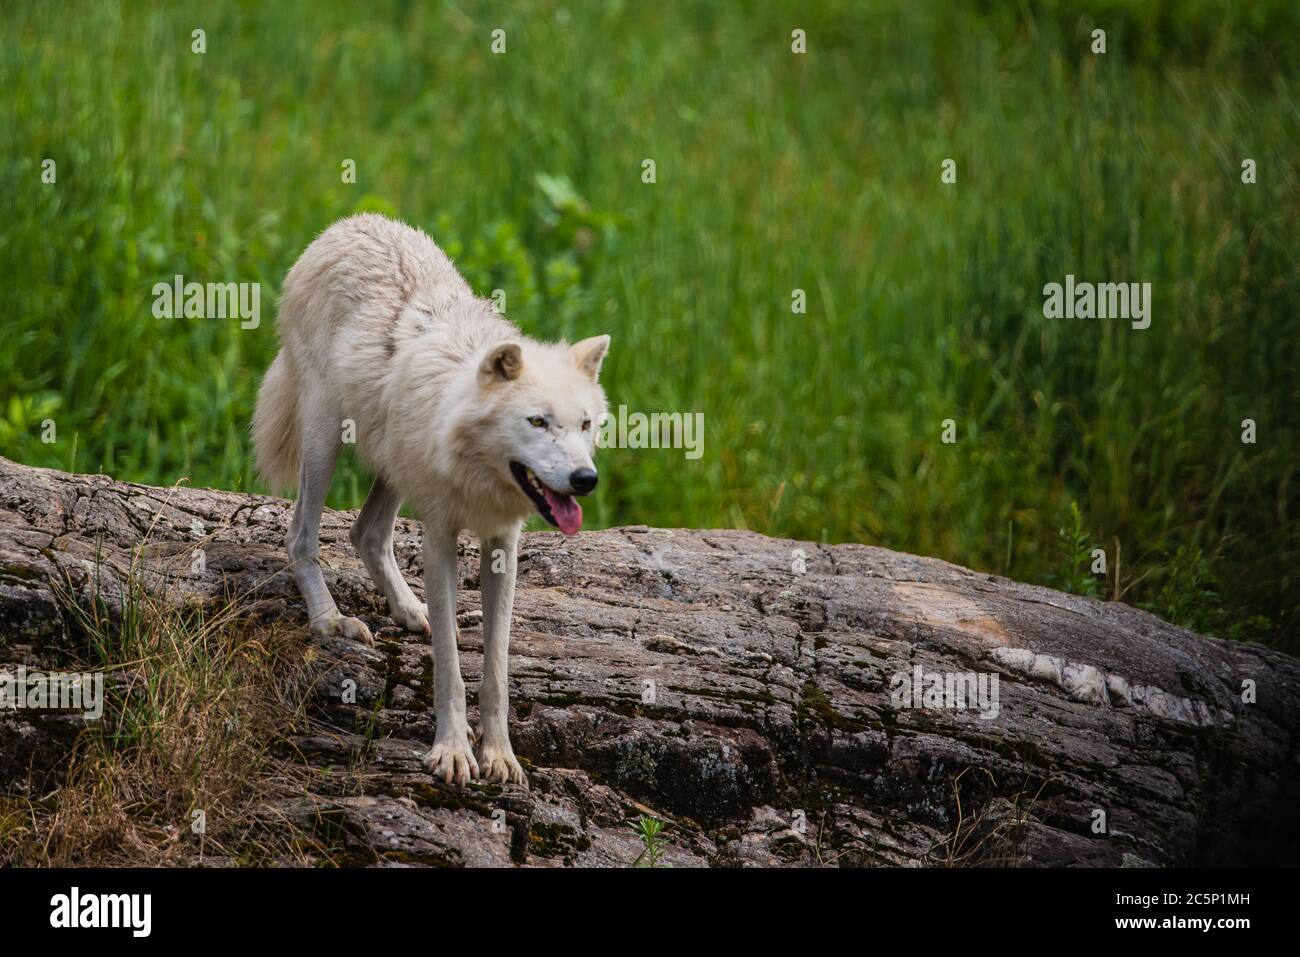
542 487 583 535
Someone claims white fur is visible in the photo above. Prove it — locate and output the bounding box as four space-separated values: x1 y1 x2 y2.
252 213 610 785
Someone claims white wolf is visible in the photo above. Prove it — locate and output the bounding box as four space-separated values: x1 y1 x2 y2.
251 213 610 785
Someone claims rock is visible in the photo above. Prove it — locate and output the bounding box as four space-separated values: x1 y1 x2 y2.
0 456 1297 866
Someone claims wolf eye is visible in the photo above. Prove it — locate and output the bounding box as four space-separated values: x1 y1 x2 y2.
527 416 547 428
581 418 592 432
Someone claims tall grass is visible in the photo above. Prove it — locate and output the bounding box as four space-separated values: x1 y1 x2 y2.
0 0 1296 650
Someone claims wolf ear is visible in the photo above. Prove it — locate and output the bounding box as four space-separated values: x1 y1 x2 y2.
479 341 524 385
571 334 610 381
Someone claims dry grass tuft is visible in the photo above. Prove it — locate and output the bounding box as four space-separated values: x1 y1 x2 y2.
928 767 1047 868
0 544 329 866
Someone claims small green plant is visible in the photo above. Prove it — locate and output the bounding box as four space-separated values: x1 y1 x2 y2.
630 814 670 868
1150 543 1272 643
1054 501 1101 597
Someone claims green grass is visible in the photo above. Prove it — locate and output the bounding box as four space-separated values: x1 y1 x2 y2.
1 0 1297 652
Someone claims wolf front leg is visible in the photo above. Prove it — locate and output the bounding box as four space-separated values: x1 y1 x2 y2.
421 527 479 785
477 526 526 784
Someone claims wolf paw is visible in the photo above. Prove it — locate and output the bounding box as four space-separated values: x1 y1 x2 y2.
477 744 526 785
309 613 375 646
423 738 480 786
391 601 430 636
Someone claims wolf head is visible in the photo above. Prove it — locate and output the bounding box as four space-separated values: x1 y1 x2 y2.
466 334 610 535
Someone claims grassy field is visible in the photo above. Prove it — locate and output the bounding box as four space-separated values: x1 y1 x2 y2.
1 0 1297 652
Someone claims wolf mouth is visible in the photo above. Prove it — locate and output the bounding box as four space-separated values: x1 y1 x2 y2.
509 461 583 535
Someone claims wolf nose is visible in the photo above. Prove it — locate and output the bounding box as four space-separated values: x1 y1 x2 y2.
569 468 598 494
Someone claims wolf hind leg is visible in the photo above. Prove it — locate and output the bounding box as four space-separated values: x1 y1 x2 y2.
350 476 429 634
287 400 373 646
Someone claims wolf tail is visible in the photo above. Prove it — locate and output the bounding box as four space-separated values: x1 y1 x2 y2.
251 349 301 492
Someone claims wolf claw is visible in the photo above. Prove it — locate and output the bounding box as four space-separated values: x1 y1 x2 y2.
477 745 526 785
309 613 374 646
423 739 480 786
391 602 430 635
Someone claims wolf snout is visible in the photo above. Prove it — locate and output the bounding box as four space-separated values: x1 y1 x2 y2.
569 467 598 495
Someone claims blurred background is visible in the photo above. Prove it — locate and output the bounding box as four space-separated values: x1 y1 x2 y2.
1 0 1296 652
